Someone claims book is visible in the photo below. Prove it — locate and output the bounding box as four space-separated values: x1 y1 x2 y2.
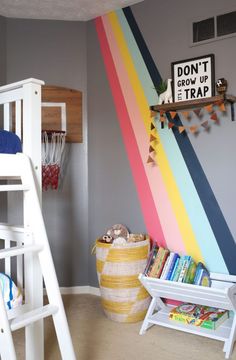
166 253 180 280
154 248 170 278
160 254 170 279
193 262 211 287
178 256 192 282
160 252 175 280
172 255 185 282
183 259 197 284
148 247 164 277
144 243 159 276
169 257 180 281
169 303 229 330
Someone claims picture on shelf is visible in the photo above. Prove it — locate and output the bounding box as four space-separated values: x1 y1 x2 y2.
171 54 215 102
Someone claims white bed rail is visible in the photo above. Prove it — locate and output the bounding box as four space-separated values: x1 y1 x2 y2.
0 78 45 359
0 78 44 191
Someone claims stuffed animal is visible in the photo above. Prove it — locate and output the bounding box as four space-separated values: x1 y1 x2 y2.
216 78 228 95
106 224 129 240
0 273 23 310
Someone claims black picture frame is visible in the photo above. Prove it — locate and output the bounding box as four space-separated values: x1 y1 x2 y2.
171 54 215 102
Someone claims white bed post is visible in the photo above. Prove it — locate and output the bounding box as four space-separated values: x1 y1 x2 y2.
22 79 45 360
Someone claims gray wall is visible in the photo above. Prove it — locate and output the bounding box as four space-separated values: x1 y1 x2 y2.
6 18 88 286
0 16 7 221
132 0 236 237
2 0 236 286
87 21 146 285
87 0 236 284
0 16 6 86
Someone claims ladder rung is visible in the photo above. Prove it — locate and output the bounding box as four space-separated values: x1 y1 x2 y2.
0 184 30 192
10 304 58 331
0 244 43 259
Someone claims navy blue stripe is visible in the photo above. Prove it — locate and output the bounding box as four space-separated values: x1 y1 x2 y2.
123 7 236 274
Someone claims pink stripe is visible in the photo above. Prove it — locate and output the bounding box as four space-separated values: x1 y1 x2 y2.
95 17 166 245
101 15 185 253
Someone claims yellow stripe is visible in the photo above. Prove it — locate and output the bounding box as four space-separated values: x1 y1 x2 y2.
106 12 203 262
126 309 147 322
102 299 133 314
136 287 149 301
96 259 104 273
100 274 141 288
106 246 149 262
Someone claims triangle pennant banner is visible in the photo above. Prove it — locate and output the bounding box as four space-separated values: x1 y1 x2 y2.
159 110 165 116
150 122 155 130
210 112 218 121
204 104 213 113
150 133 157 142
194 109 202 117
147 155 154 164
169 111 177 119
189 125 199 134
201 120 209 129
181 111 190 119
168 122 175 129
219 102 226 112
178 126 185 134
149 145 155 153
160 115 165 123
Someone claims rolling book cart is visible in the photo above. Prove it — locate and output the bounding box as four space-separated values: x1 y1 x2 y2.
139 272 236 359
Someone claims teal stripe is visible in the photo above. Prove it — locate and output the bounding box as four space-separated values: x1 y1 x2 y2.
116 10 158 105
116 10 228 273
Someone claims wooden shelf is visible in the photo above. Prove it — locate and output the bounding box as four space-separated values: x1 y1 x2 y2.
150 94 236 112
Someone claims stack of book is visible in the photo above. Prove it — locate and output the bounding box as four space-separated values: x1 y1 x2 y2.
169 303 229 330
143 244 211 286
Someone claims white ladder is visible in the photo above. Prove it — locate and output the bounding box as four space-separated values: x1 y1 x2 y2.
0 153 76 360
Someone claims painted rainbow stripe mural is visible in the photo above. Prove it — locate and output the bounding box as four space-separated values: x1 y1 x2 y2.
95 7 236 274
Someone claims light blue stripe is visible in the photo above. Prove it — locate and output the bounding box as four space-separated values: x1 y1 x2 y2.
116 9 228 273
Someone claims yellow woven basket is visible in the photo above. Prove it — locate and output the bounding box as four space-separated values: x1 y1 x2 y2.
96 236 151 323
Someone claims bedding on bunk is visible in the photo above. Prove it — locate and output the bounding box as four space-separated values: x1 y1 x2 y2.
0 273 23 310
0 130 22 154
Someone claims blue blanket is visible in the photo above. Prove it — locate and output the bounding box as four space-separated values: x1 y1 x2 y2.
0 130 22 154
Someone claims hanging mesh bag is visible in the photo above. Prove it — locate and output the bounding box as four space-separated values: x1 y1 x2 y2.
42 131 66 191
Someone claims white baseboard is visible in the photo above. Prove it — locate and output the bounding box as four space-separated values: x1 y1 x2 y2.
59 286 100 296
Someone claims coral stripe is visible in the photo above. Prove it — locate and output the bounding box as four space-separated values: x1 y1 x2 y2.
117 9 227 272
107 12 203 261
95 17 166 245
102 16 186 254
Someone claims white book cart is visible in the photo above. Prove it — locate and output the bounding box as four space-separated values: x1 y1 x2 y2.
139 272 236 359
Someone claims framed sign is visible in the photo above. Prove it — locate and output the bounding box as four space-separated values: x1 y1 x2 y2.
171 54 215 102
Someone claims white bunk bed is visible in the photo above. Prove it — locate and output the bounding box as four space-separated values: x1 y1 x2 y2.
0 79 75 360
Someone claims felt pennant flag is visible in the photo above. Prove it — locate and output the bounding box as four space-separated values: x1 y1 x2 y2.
169 111 177 119
210 112 218 121
193 109 202 117
178 126 185 134
150 122 155 130
160 115 165 123
189 125 199 134
168 122 175 129
150 133 157 142
147 155 154 164
218 102 226 112
150 110 157 118
149 145 155 153
201 120 209 129
181 111 190 120
204 104 213 113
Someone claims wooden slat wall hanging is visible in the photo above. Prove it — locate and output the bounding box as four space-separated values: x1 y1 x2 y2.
42 85 82 143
